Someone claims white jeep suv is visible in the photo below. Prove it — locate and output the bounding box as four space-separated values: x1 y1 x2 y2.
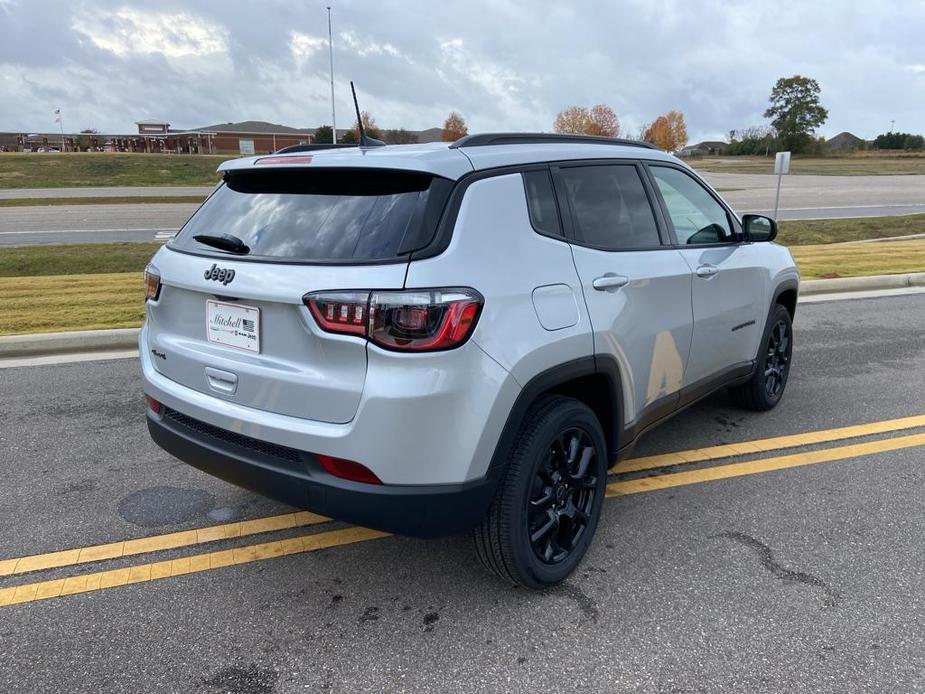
141 133 799 588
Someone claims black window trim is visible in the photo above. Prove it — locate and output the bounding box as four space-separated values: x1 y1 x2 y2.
521 167 566 241
549 159 671 253
643 161 745 249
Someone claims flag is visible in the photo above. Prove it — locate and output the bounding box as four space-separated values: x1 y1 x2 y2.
54 109 61 123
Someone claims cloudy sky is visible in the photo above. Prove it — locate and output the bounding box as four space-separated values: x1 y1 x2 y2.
0 0 922 141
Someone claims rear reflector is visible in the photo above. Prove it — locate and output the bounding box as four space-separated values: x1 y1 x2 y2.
316 455 382 485
145 394 161 414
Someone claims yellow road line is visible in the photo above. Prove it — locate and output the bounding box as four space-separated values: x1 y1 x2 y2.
0 510 328 578
607 431 925 497
615 413 925 473
4 429 925 608
0 526 388 608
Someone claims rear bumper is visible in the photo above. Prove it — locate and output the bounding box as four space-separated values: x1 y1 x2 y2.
146 408 497 538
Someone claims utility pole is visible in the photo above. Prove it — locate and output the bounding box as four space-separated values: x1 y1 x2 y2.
327 6 337 143
890 119 895 133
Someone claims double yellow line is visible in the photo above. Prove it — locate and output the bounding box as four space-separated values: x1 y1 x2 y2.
3 413 925 608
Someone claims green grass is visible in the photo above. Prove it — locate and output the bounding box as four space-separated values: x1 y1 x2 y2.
691 155 925 176
0 152 227 188
778 214 925 245
0 195 205 207
0 243 161 277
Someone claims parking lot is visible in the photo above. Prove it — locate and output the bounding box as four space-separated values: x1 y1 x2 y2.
1 292 923 693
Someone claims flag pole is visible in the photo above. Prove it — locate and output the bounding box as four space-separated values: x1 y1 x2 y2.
327 6 337 144
56 109 65 152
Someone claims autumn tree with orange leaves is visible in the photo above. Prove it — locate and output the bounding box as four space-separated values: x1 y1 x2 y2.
441 112 469 141
642 111 688 152
342 111 382 143
553 104 620 137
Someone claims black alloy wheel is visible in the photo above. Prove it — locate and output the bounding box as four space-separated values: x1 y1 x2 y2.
528 428 598 564
764 317 791 399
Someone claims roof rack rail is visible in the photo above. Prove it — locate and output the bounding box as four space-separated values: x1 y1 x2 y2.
449 133 659 150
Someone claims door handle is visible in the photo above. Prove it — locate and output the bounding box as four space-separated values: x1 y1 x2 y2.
696 264 719 279
205 366 238 395
592 274 630 291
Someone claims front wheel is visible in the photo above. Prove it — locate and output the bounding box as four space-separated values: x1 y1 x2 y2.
729 303 793 411
473 396 607 589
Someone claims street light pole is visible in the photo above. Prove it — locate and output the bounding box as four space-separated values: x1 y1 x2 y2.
327 6 337 144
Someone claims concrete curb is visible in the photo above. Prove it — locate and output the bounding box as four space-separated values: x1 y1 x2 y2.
800 272 925 296
0 328 139 358
1 272 924 357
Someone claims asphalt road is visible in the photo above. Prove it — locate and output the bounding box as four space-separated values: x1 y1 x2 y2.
1 172 923 246
1 293 924 693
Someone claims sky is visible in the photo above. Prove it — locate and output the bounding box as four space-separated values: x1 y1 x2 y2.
0 0 923 142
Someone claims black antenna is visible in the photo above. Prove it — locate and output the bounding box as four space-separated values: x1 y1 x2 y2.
350 81 385 147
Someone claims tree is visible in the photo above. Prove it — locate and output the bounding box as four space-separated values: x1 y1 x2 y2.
553 104 620 137
873 131 924 151
764 75 828 153
313 125 333 144
441 112 468 141
349 111 382 142
642 111 688 152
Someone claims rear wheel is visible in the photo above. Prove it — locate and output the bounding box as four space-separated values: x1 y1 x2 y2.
729 303 793 411
474 397 607 589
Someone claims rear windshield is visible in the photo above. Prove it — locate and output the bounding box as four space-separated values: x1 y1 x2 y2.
170 168 450 262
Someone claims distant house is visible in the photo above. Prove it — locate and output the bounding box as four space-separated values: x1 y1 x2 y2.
679 140 728 157
826 132 865 152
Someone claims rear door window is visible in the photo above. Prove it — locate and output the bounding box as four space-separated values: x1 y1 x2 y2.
557 164 662 250
171 169 450 262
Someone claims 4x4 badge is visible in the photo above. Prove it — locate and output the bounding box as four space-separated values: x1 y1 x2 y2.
204 264 235 285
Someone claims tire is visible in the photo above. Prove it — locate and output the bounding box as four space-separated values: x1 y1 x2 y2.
729 303 793 411
473 396 607 589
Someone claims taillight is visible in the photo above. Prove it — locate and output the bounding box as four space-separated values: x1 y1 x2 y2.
304 288 482 352
305 291 369 336
144 264 161 302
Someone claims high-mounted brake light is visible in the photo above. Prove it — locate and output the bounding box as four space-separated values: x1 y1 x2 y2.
303 288 483 352
255 155 313 166
144 264 161 302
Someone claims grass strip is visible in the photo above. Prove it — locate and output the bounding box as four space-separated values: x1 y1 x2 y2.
0 273 144 335
791 239 925 279
0 153 226 188
778 214 925 245
0 196 205 207
0 243 161 277
691 154 925 176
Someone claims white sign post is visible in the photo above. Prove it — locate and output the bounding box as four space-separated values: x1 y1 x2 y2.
773 151 791 219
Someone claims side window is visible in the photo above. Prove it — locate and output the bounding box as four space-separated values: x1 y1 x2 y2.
650 166 733 245
557 165 661 250
522 170 562 237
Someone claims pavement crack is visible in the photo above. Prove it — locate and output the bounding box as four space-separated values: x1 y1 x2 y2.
714 531 839 608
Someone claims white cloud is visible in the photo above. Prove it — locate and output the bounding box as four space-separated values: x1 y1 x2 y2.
71 8 227 58
290 32 327 63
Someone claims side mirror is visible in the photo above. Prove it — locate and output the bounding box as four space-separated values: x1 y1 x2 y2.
742 214 777 242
